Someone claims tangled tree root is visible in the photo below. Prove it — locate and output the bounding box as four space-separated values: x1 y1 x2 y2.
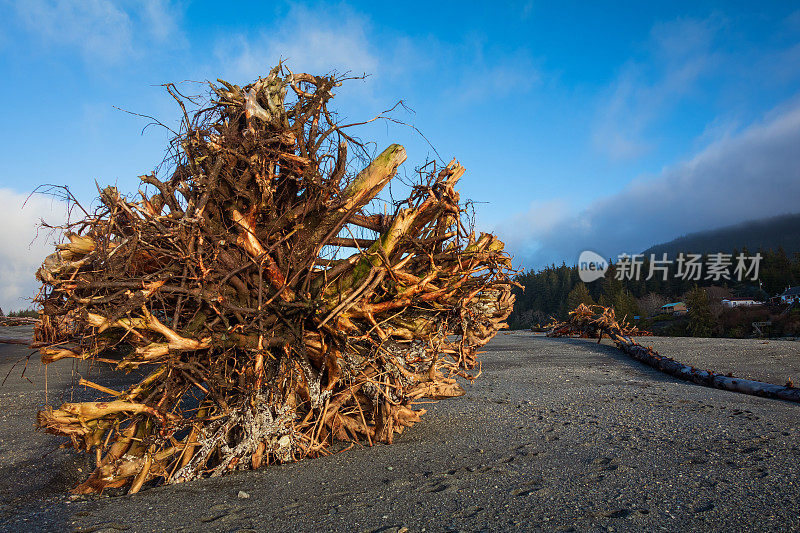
548 304 800 403
33 65 515 493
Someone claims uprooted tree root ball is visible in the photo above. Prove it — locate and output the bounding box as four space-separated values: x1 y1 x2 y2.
34 65 515 493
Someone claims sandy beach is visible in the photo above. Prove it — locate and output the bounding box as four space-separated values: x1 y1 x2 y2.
1 330 799 532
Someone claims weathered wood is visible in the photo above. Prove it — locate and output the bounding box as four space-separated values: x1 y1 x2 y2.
0 337 32 345
550 304 800 404
326 236 377 248
612 334 800 403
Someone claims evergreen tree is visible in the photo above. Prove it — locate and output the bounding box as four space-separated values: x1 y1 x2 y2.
686 286 714 337
508 248 800 330
566 282 596 311
611 289 639 322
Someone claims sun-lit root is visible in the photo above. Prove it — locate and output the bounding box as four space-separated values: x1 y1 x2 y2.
40 347 91 364
32 64 516 493
407 379 466 400
37 402 174 442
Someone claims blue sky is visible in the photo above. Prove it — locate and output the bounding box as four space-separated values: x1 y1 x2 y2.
0 1 799 310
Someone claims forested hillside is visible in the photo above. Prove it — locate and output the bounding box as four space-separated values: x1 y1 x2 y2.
643 213 800 258
510 247 800 329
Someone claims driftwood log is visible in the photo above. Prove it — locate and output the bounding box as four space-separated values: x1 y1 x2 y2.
32 65 515 493
548 304 800 403
0 337 32 345
0 317 40 327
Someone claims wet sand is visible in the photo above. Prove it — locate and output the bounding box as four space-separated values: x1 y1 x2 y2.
1 329 799 532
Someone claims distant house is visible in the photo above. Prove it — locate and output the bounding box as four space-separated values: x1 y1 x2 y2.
661 302 687 315
779 286 800 304
721 297 762 308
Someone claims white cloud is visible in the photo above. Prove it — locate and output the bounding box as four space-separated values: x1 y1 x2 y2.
214 4 379 84
0 189 67 312
591 17 720 159
455 48 541 104
692 114 741 149
17 0 133 62
212 5 539 109
493 199 572 265
12 0 184 63
499 98 800 268
139 0 181 43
